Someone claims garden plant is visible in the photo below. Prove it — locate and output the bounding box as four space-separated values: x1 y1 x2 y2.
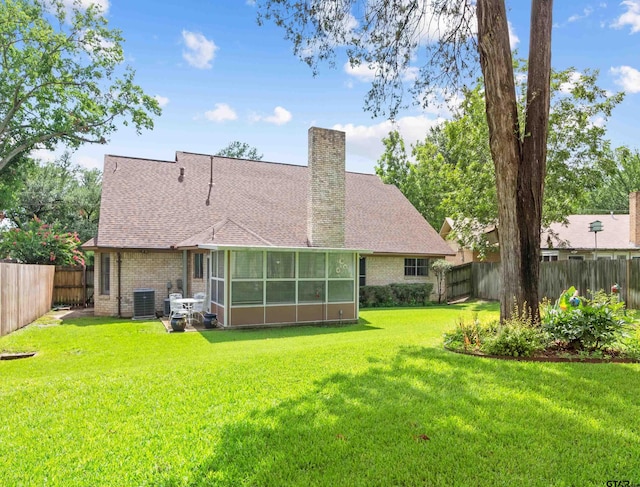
444 287 639 361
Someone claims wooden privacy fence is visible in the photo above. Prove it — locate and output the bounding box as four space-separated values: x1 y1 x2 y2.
448 260 640 309
0 263 55 337
52 266 94 307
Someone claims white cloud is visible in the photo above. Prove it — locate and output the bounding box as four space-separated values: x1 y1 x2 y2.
28 148 101 170
298 10 359 58
251 106 292 125
264 106 292 125
508 21 519 49
182 30 217 69
611 65 640 92
333 114 445 165
61 0 109 13
73 154 102 170
568 7 594 22
414 1 478 45
204 103 238 122
344 61 419 83
154 95 170 108
344 62 376 82
559 71 583 94
612 0 640 32
30 148 57 163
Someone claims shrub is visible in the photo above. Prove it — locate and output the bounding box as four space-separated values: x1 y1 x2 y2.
443 315 486 352
481 324 547 357
0 217 85 266
541 287 633 351
359 283 434 308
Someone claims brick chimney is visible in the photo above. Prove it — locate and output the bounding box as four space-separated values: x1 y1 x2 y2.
307 127 346 248
631 192 640 245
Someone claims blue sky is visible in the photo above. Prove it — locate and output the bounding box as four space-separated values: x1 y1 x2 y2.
43 0 640 174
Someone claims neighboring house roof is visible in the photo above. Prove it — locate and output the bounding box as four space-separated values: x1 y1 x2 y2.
439 217 499 244
542 213 638 250
441 212 639 252
90 151 453 256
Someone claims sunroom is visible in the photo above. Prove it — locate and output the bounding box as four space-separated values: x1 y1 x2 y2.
201 246 364 327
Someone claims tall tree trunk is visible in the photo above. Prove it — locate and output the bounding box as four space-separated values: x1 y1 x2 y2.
476 0 553 322
520 0 553 322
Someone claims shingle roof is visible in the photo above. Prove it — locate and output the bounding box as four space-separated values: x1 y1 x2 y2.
542 213 639 250
91 151 453 256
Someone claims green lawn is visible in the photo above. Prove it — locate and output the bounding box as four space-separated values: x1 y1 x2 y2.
1 303 639 486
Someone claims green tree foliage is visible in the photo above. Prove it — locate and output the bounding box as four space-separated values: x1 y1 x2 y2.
376 68 623 254
216 141 263 160
4 153 102 243
0 156 36 211
582 147 640 213
0 0 161 173
0 216 85 265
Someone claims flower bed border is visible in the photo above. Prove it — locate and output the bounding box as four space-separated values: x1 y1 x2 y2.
444 347 640 364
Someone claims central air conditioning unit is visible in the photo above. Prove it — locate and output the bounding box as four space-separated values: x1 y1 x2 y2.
133 288 155 320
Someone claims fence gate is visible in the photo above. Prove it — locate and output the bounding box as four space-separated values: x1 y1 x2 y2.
447 263 473 300
52 266 94 307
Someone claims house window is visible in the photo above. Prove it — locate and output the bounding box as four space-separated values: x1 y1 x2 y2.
233 251 263 279
100 253 110 295
329 253 354 278
299 253 325 278
211 251 226 306
541 255 558 262
404 258 429 276
328 280 354 302
229 250 357 307
359 257 366 287
568 255 584 261
298 281 325 303
266 281 296 304
194 253 204 279
232 281 263 306
267 252 295 279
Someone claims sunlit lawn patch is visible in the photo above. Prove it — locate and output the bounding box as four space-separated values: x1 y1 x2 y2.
1 302 638 486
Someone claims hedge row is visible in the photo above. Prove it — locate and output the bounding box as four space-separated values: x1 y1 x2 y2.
359 283 434 308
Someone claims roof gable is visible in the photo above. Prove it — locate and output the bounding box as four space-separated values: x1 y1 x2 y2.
95 150 453 256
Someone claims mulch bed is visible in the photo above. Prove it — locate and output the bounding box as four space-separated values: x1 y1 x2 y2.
445 347 640 364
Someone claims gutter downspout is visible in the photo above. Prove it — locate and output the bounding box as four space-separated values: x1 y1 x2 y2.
183 250 188 297
117 251 122 318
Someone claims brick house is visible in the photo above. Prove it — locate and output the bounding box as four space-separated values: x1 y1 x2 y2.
440 192 640 264
439 218 500 265
84 127 453 327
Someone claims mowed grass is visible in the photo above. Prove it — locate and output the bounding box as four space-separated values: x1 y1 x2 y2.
1 303 639 486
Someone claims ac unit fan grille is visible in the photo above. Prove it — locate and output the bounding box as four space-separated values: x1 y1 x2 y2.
133 288 155 320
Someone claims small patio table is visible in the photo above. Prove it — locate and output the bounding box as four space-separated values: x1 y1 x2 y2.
175 298 204 327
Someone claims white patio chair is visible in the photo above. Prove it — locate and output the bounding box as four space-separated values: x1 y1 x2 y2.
168 293 185 320
192 292 206 323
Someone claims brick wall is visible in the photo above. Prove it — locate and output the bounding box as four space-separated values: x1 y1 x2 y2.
95 250 184 317
364 255 438 299
307 127 346 248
